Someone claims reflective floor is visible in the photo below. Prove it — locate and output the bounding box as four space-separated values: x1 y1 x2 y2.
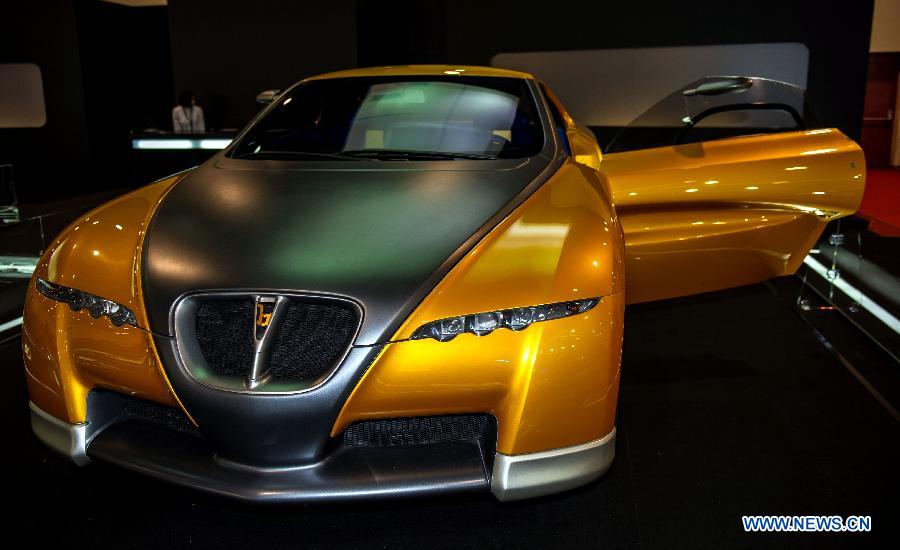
803 217 900 360
4 281 899 548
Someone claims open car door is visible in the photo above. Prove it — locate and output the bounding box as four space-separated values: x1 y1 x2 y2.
600 76 866 304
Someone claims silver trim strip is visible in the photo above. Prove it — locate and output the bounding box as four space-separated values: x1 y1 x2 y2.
0 316 22 333
491 428 616 501
249 295 288 386
29 401 90 466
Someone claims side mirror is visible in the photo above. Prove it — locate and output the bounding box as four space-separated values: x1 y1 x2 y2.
256 89 281 104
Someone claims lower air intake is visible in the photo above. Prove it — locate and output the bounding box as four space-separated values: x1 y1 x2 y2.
121 395 198 436
87 389 199 437
342 414 494 447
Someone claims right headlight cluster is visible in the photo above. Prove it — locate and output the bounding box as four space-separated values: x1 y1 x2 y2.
35 278 138 327
410 298 600 342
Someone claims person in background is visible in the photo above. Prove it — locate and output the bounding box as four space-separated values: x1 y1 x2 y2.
172 90 205 134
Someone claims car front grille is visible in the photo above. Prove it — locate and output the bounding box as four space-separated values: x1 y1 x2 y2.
268 301 358 381
194 296 357 385
342 414 495 448
196 299 255 378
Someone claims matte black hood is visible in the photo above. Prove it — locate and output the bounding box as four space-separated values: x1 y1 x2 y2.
142 155 555 344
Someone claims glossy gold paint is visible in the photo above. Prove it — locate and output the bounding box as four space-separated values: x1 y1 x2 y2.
334 84 864 456
568 125 603 171
540 81 603 170
23 174 187 423
24 69 866 463
393 160 623 340
335 293 624 455
305 65 533 81
601 129 866 303
334 160 627 454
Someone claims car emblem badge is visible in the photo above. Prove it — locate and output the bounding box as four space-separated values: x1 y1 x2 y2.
256 302 274 330
249 296 285 386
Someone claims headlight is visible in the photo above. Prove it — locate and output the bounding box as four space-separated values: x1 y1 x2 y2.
410 298 600 342
35 278 138 327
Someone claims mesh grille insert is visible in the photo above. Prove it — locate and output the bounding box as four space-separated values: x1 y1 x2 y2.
342 414 493 447
268 301 357 382
196 299 254 377
194 297 357 385
122 395 198 436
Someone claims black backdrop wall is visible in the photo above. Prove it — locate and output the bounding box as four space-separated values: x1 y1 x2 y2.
169 0 874 138
76 1 174 190
443 0 874 146
0 2 91 203
167 0 358 131
1 0 875 202
1 0 172 203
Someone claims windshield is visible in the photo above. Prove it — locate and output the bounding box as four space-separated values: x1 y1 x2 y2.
605 76 821 153
231 76 544 160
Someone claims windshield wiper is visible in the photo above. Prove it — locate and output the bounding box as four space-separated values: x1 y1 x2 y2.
236 150 366 161
339 150 497 161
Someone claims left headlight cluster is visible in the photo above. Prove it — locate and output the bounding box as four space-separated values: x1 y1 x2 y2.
35 278 138 327
410 298 600 342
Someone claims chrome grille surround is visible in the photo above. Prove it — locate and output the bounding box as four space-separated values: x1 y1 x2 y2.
171 291 363 394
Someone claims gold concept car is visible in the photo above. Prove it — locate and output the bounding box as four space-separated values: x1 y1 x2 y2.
24 66 864 501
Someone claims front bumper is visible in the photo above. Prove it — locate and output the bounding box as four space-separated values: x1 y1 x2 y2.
492 429 616 501
30 396 616 502
29 401 89 466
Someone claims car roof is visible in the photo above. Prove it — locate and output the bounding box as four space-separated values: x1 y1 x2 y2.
302 65 533 81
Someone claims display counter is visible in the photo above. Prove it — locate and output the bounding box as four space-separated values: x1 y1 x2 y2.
128 132 235 184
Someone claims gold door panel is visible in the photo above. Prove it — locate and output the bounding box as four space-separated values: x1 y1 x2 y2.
601 129 865 304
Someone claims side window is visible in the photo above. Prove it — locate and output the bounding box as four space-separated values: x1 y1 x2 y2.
541 86 571 156
607 77 817 153
677 106 803 145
